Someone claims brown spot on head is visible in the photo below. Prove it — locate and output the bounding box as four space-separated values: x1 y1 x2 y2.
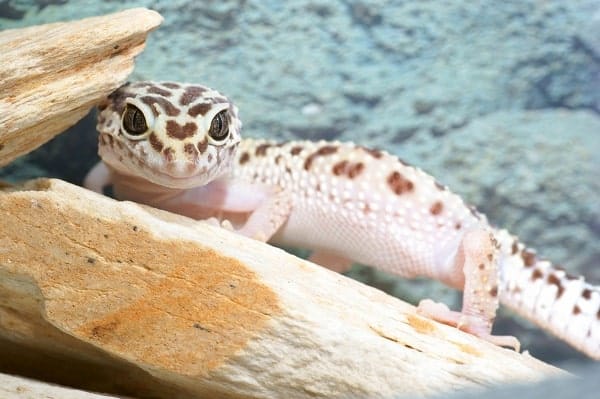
166 121 198 140
348 162 364 178
188 103 212 117
290 146 303 156
531 269 543 281
521 249 536 267
197 139 208 154
239 152 250 165
455 222 462 230
141 96 180 117
163 147 175 162
487 253 493 261
387 171 414 195
478 263 485 270
275 155 283 164
489 285 498 297
147 86 172 97
149 133 164 152
573 305 581 315
429 201 443 215
184 143 198 156
180 86 206 106
547 274 564 298
332 160 348 176
255 143 271 156
582 288 592 300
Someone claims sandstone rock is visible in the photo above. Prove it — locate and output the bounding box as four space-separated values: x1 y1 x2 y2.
0 178 565 398
0 372 119 399
0 8 163 167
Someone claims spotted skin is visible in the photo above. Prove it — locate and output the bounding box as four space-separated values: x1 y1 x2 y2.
85 82 600 360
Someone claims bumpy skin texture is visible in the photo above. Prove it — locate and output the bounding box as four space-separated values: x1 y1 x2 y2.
85 82 600 359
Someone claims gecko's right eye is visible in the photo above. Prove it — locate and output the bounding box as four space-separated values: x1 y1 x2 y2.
122 104 149 138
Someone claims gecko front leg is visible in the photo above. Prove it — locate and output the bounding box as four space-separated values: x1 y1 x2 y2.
84 162 111 194
158 178 294 242
418 229 521 350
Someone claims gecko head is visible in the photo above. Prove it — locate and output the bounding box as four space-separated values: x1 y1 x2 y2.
96 81 242 189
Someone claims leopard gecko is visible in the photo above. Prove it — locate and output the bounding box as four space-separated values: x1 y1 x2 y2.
84 81 599 359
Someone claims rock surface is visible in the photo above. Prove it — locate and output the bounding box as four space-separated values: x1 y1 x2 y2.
0 179 564 398
0 7 163 167
0 372 119 399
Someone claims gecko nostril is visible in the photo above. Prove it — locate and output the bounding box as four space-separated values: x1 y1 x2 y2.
164 159 200 177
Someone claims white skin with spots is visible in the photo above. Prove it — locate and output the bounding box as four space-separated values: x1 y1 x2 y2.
85 82 600 359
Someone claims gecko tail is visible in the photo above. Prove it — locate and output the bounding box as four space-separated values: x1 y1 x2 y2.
494 229 600 360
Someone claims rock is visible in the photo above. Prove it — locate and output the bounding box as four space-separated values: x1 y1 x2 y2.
0 372 118 399
0 8 163 167
0 178 564 398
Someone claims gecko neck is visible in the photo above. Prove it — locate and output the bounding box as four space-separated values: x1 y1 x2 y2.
108 167 186 205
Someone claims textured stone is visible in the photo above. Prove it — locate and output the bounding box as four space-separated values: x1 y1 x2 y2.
0 179 563 398
0 372 118 399
0 8 163 167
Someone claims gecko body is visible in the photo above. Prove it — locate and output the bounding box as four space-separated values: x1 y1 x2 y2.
85 82 600 359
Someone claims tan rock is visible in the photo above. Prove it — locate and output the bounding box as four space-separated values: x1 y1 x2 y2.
0 8 163 167
0 179 567 398
0 372 119 399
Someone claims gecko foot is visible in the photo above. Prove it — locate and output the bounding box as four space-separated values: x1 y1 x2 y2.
417 299 521 351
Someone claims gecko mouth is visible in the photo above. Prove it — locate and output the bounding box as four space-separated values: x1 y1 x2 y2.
142 163 214 189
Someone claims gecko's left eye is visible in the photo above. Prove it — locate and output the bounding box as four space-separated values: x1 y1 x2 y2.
208 110 229 142
122 104 149 138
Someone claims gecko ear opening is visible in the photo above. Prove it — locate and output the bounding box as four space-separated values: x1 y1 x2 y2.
121 99 155 140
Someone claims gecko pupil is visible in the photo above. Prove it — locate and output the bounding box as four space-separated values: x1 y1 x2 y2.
209 110 229 141
123 104 148 135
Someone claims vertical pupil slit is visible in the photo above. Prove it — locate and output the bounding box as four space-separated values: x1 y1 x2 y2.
123 104 147 135
209 110 229 140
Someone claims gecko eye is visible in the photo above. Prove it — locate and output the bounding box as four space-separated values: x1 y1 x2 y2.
122 104 149 138
208 110 229 142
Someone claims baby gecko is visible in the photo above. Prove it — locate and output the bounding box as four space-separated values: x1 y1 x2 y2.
85 81 599 359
